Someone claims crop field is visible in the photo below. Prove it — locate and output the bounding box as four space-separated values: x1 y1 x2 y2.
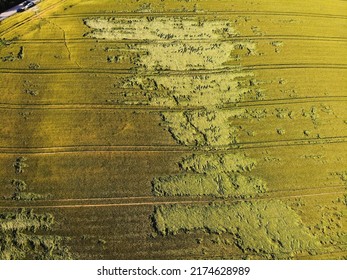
0 0 346 259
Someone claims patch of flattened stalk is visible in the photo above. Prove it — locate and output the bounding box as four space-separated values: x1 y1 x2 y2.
106 40 254 71
84 17 257 71
86 16 258 149
115 72 255 107
311 207 345 246
84 13 319 259
161 110 242 147
84 17 238 41
179 153 256 173
0 209 73 260
10 157 50 201
0 46 24 62
153 154 266 198
334 171 347 186
152 201 321 258
134 42 238 71
328 171 347 243
332 170 347 206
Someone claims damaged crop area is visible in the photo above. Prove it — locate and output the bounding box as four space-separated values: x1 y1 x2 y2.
0 0 346 260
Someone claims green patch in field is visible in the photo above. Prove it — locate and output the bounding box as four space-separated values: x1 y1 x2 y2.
11 178 49 201
84 16 258 71
0 46 24 62
28 63 40 70
116 72 254 108
153 172 266 197
312 207 345 246
153 153 266 198
302 106 320 128
11 192 47 201
161 110 242 146
179 153 256 173
11 179 27 192
13 157 28 174
23 80 39 96
335 171 347 185
153 201 321 258
84 17 238 41
0 209 72 260
0 38 12 46
238 108 268 120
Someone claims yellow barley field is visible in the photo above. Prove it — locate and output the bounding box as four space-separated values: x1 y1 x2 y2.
0 0 346 259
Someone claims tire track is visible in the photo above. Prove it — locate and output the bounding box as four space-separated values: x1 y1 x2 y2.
46 10 347 19
1 184 343 205
0 136 346 154
0 190 344 210
233 97 347 108
1 64 346 75
0 96 346 111
192 248 347 260
10 35 347 44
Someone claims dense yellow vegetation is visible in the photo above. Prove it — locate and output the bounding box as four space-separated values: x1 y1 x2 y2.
0 0 346 259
